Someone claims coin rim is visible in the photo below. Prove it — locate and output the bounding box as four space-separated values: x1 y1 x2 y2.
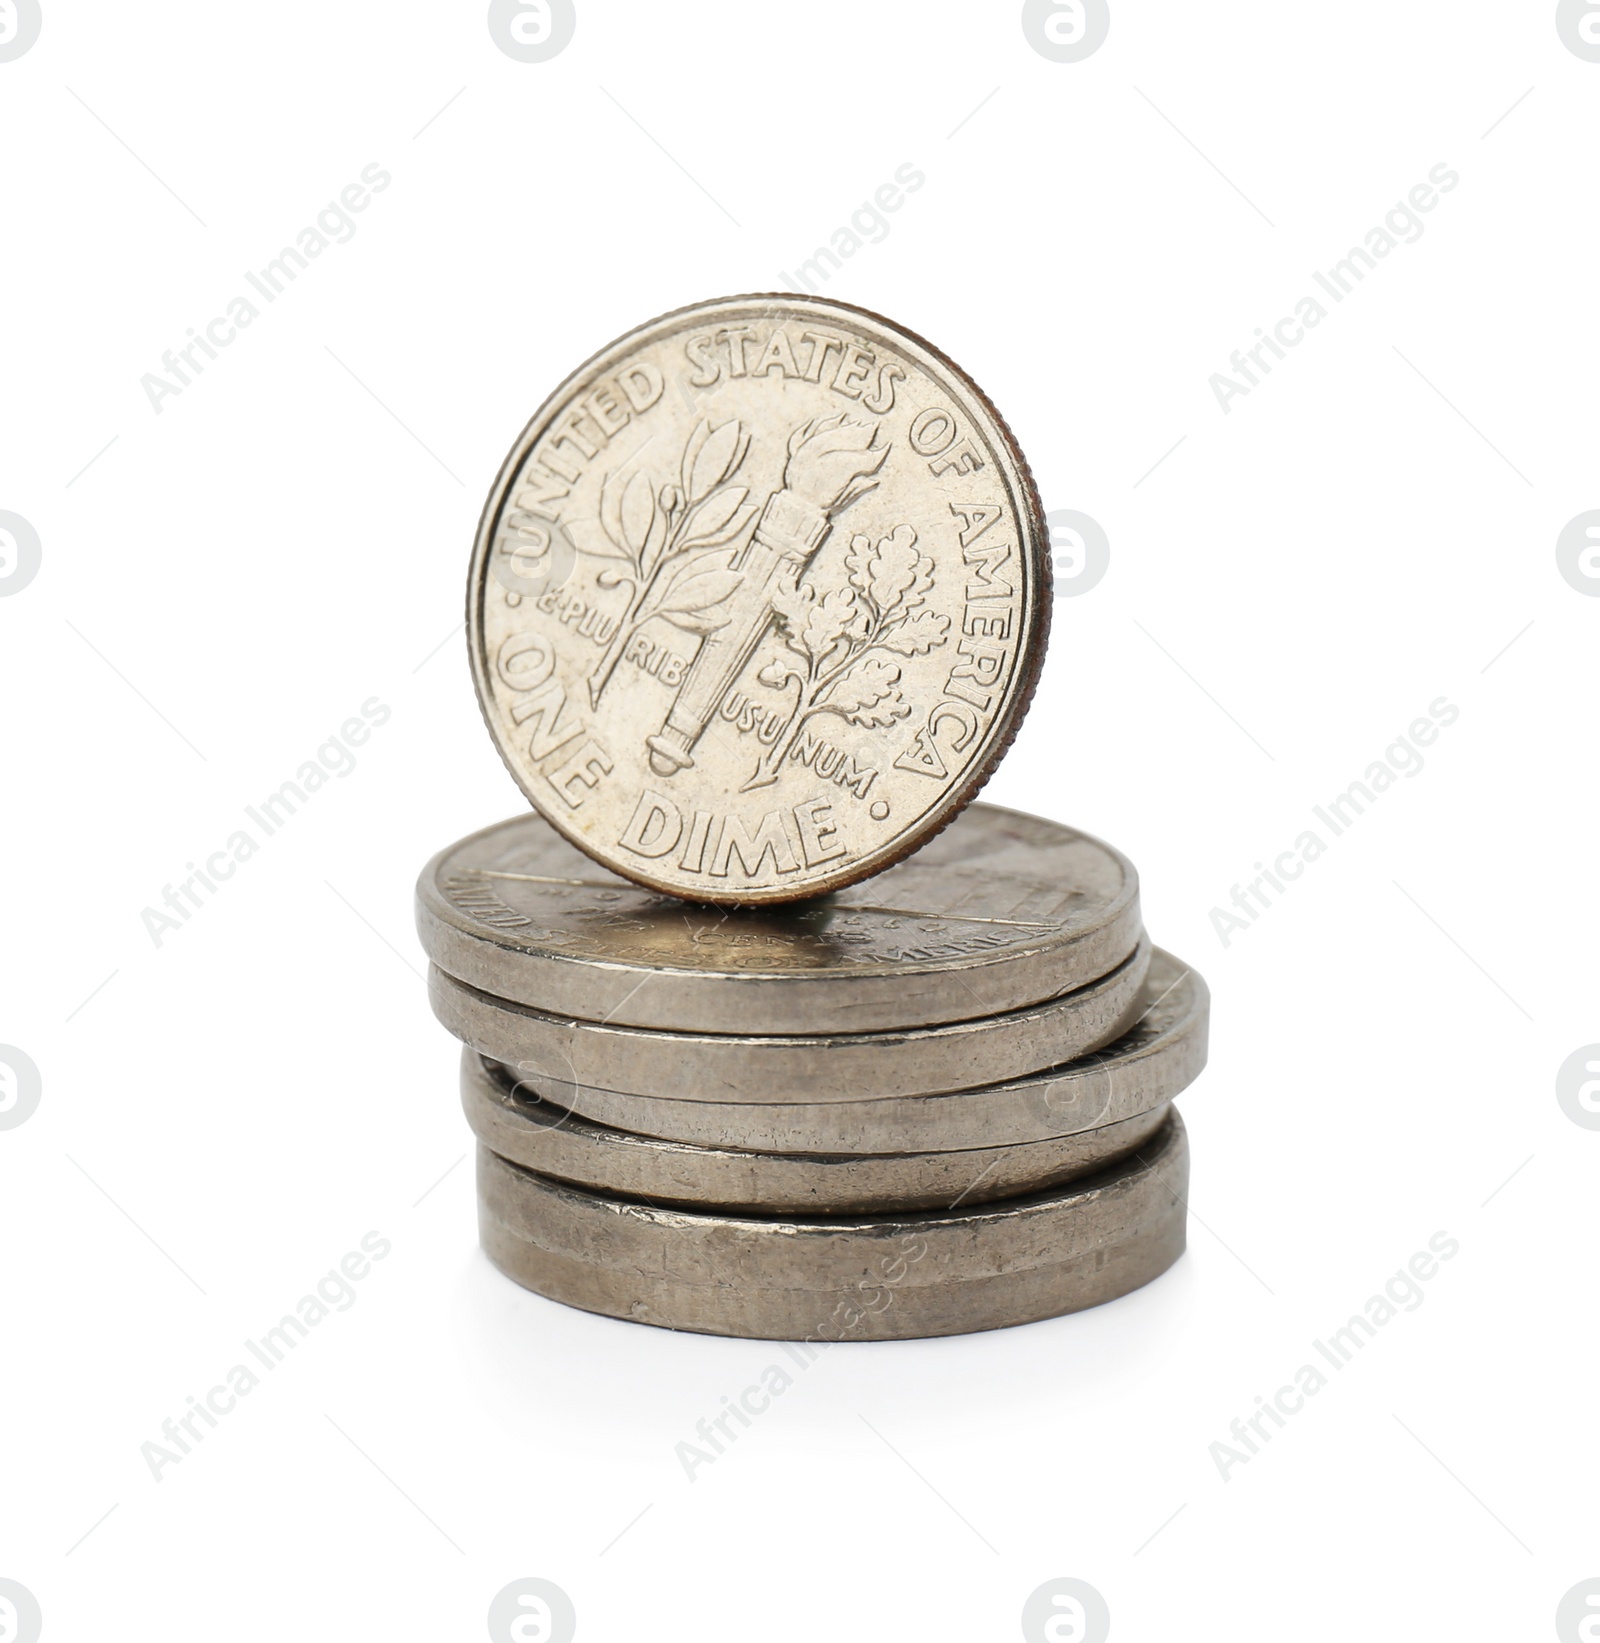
414 803 1140 1033
486 950 1208 1154
428 938 1151 1105
462 1047 1173 1213
474 1113 1188 1339
480 1108 1186 1245
465 291 1053 906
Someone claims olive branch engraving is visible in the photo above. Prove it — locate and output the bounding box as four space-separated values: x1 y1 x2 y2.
745 524 951 790
583 419 760 708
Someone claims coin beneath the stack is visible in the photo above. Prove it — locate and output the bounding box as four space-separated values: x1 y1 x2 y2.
467 294 1050 905
477 1110 1188 1340
463 1049 1170 1214
520 949 1206 1154
417 804 1140 1034
430 939 1149 1105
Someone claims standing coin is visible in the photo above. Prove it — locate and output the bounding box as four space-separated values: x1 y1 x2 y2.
476 1111 1188 1340
468 294 1050 905
416 803 1140 1033
429 939 1150 1105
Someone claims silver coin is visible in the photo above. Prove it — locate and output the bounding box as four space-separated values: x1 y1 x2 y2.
467 293 1050 905
464 1049 1169 1214
429 938 1150 1105
416 802 1140 1034
476 1110 1188 1340
529 949 1206 1154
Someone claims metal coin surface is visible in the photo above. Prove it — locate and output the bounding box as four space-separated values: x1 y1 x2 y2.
476 1110 1188 1340
518 949 1206 1154
467 294 1050 905
429 939 1150 1105
417 803 1140 1034
464 1050 1170 1215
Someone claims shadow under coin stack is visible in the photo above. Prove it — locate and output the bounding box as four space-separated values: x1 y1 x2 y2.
417 805 1208 1340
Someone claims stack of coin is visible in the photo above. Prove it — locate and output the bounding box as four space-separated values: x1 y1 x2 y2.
419 806 1206 1340
418 294 1209 1340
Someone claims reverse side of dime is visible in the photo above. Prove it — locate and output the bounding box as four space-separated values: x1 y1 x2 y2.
417 803 1140 1033
429 940 1150 1105
467 294 1050 905
476 1111 1188 1340
464 1050 1169 1215
512 949 1207 1154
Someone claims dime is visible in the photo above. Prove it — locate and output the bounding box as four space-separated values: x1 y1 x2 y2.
467 294 1050 905
515 949 1206 1155
464 1050 1170 1215
429 940 1150 1105
416 803 1140 1034
476 1111 1188 1340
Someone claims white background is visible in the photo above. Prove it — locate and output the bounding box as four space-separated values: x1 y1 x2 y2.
4 2 1597 1638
